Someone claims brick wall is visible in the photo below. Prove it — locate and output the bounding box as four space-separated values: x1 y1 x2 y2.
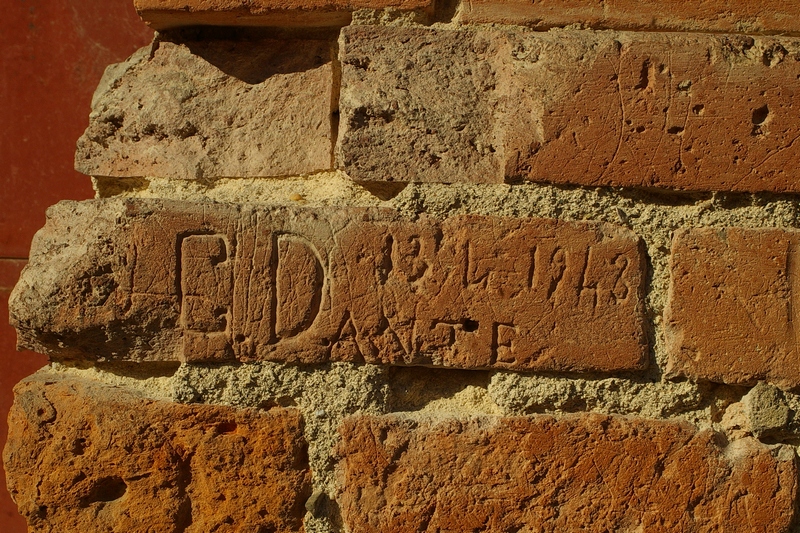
5 1 800 531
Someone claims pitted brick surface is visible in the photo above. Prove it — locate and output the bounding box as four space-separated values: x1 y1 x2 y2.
76 32 334 180
337 414 798 532
461 0 800 35
3 372 311 533
666 227 800 390
338 26 800 192
10 198 647 372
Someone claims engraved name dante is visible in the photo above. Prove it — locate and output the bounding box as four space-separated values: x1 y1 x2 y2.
133 204 647 371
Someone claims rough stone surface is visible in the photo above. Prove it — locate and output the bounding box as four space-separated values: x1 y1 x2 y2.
10 198 647 371
666 227 800 390
744 382 792 439
460 0 800 35
76 31 334 180
337 414 798 532
3 371 311 533
338 26 800 192
337 26 507 184
135 0 434 29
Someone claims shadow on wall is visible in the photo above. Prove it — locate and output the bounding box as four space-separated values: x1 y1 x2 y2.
174 27 337 84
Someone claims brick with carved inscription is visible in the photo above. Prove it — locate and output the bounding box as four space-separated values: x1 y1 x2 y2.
10 198 647 372
337 414 798 532
4 371 311 533
460 0 800 34
666 227 800 390
338 26 800 192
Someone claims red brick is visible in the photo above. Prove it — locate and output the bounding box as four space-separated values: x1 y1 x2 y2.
666 227 800 389
135 0 435 30
338 27 800 192
461 0 800 35
11 198 647 372
3 372 311 533
337 414 798 532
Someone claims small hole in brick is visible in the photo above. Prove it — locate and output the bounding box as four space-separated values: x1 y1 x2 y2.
752 105 770 125
667 126 684 135
72 438 87 456
692 104 705 115
462 319 479 332
217 422 238 434
83 476 127 506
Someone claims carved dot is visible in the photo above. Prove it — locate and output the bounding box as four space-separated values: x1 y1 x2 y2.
692 104 705 116
635 126 646 133
462 320 479 332
752 105 770 125
667 126 684 135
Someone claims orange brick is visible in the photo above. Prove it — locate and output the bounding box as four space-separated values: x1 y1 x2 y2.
337 414 798 532
338 27 800 192
461 0 800 35
11 198 647 372
4 372 311 533
666 227 800 389
135 0 435 29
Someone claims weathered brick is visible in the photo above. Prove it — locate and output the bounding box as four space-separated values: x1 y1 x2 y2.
338 26 800 192
135 0 434 30
461 0 800 35
3 372 311 533
666 227 800 390
337 414 798 532
10 198 647 371
76 31 334 180
337 27 506 184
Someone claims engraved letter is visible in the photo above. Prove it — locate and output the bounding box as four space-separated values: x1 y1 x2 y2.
274 234 324 340
180 234 233 360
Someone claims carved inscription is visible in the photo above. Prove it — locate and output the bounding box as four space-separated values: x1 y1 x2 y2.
12 199 647 371
180 234 234 361
274 235 324 340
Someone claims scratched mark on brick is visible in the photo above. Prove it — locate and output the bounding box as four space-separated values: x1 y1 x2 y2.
180 234 234 361
12 199 648 372
339 27 800 192
274 234 324 340
666 227 800 389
